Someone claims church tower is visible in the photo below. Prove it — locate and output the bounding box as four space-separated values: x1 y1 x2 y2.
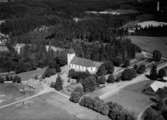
67 49 76 66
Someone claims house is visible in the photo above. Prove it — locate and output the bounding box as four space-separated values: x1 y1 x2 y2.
67 50 102 74
14 43 26 54
150 81 167 92
0 33 9 52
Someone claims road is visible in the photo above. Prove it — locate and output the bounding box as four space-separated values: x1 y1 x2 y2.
100 62 167 100
98 62 167 120
137 103 154 120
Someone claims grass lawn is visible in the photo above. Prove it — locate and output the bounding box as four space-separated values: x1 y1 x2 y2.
104 80 154 117
128 36 167 58
0 92 110 120
0 83 34 106
0 93 79 120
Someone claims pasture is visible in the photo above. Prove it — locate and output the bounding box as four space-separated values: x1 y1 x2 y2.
0 92 79 120
104 80 154 117
0 83 34 106
0 91 110 120
128 36 167 58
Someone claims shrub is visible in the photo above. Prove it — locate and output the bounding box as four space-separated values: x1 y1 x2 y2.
96 75 106 84
12 76 21 83
105 61 114 74
150 64 158 80
81 76 96 92
51 75 63 91
97 61 114 76
133 64 138 71
97 65 107 76
137 64 146 74
79 96 109 115
122 59 130 68
107 102 135 120
68 69 90 80
44 68 57 77
158 69 166 79
113 57 123 67
69 86 84 103
143 107 164 120
107 74 115 83
153 50 162 62
121 68 137 81
0 76 4 83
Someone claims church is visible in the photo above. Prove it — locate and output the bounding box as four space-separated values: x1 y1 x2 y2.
67 50 102 74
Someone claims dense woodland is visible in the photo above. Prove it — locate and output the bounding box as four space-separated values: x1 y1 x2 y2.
0 44 66 73
0 0 166 36
0 0 166 73
135 26 167 36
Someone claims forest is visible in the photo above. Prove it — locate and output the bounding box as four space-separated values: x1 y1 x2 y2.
135 26 167 36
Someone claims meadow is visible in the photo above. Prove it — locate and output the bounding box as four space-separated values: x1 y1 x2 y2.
128 36 167 58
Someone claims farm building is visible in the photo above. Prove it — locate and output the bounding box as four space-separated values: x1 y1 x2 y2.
67 50 102 74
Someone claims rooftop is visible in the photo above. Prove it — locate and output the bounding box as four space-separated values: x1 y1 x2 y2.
71 56 102 68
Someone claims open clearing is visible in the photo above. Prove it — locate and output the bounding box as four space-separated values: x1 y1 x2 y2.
0 91 110 120
0 92 79 120
128 36 167 58
0 83 33 106
103 80 154 117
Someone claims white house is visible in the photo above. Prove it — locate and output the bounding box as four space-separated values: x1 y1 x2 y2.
14 43 26 54
150 81 167 92
67 51 102 74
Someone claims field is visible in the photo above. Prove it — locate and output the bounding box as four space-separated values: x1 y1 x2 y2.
0 83 33 106
0 92 79 120
0 92 110 120
128 36 167 58
104 80 154 117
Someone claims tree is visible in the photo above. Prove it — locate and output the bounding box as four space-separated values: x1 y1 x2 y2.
97 61 114 76
69 86 84 103
137 64 146 74
68 69 75 78
53 75 63 91
68 70 90 80
158 69 166 79
97 64 107 76
108 102 135 120
44 68 57 77
81 76 96 92
121 68 137 81
122 59 130 68
107 74 115 83
150 64 158 80
143 107 165 120
79 96 109 115
0 76 4 83
153 50 162 62
105 61 114 74
133 64 138 71
13 76 21 83
113 57 123 67
96 75 106 84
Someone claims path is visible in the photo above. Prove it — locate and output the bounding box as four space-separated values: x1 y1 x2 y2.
137 103 154 120
99 74 147 99
99 62 167 100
